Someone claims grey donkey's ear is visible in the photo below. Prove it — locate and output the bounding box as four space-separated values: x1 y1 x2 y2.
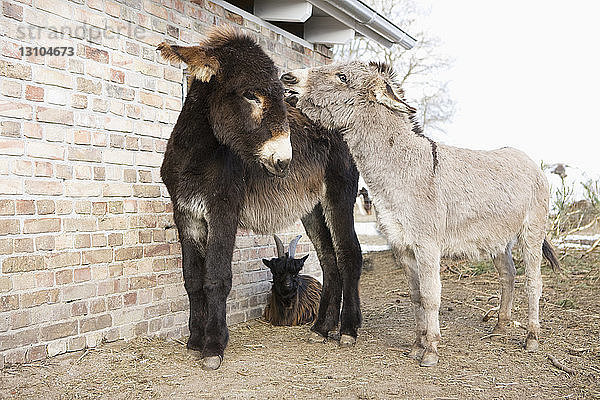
373 78 416 114
157 42 219 82
273 235 285 258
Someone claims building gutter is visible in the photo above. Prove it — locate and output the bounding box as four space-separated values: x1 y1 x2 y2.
306 0 417 49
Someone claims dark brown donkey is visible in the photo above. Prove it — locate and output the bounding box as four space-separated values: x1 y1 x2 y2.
158 27 362 370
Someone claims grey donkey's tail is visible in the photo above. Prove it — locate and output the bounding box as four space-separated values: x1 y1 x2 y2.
542 238 561 272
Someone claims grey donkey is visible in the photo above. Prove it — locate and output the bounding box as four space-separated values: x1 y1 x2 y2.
281 61 560 367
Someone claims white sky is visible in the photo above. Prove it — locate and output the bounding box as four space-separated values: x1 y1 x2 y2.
416 0 600 178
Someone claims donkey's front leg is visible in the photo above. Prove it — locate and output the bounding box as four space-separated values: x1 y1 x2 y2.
201 210 239 370
323 199 362 347
414 246 442 367
302 204 342 342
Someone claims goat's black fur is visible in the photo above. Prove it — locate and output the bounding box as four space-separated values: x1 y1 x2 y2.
263 237 321 326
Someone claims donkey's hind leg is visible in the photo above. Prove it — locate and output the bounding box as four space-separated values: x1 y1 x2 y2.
302 203 342 342
492 241 517 333
520 231 544 351
394 247 426 360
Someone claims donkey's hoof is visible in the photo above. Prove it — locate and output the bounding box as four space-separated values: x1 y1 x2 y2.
202 355 223 370
408 346 425 360
492 323 507 334
525 338 539 352
308 331 327 343
339 334 356 348
419 351 439 367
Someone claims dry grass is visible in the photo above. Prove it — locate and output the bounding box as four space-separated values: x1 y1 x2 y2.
1 249 599 399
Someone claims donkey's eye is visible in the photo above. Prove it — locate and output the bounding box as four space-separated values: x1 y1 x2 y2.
243 91 260 102
336 73 347 83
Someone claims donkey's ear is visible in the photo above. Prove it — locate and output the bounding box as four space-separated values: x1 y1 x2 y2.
157 42 220 82
262 258 273 269
298 254 309 265
373 78 416 114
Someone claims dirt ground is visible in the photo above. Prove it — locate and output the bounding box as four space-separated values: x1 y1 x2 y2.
1 249 599 400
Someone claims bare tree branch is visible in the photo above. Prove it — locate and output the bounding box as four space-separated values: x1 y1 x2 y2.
332 0 455 135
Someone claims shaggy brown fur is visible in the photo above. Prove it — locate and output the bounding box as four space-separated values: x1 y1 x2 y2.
264 274 322 326
158 27 362 370
263 235 322 326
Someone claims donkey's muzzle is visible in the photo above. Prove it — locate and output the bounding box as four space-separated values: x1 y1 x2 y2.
259 133 292 178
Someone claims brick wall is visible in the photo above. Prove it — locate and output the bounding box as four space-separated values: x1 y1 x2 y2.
0 0 332 367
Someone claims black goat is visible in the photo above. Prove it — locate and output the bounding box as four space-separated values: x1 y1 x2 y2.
263 235 322 326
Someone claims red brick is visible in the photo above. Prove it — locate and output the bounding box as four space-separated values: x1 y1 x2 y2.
77 77 102 94
55 269 73 285
0 219 20 235
25 85 44 101
35 270 54 287
128 275 157 290
2 255 44 273
23 218 60 233
80 314 111 333
123 292 137 306
0 138 24 155
45 251 81 268
110 68 125 83
71 301 88 316
0 199 15 215
73 130 91 145
26 345 47 362
36 106 74 125
14 237 34 252
84 45 109 63
0 238 13 255
34 161 53 177
0 59 31 80
90 298 106 314
2 1 23 20
68 147 102 162
25 180 63 195
139 91 163 108
0 294 19 312
40 321 78 341
16 199 34 214
11 310 31 329
72 94 88 109
27 141 64 160
83 248 113 264
0 328 38 353
62 283 95 301
20 288 59 308
115 246 143 261
23 121 42 138
74 234 91 249
0 100 32 118
74 267 91 282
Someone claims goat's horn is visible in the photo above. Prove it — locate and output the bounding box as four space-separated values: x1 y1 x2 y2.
288 235 302 258
273 235 285 258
